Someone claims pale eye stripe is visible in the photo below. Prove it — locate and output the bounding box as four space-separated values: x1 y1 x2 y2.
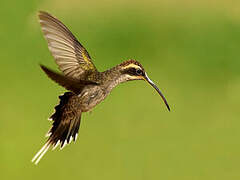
123 64 142 70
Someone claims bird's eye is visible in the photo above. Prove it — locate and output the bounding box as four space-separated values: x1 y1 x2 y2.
136 69 143 75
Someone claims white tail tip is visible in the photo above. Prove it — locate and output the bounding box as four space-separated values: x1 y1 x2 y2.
32 143 50 165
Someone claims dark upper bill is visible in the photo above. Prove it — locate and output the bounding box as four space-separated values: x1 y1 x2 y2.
144 73 170 111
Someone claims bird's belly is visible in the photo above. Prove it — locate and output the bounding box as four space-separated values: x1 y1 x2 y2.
79 86 106 112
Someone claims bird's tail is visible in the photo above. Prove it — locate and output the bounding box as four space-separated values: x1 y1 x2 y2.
32 92 82 165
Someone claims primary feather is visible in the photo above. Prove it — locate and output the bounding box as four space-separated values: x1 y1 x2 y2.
38 11 98 79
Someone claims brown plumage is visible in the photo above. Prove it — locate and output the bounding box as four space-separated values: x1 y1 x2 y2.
32 11 170 164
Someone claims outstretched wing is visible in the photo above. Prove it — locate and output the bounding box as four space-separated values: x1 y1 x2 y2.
38 11 97 79
40 65 98 94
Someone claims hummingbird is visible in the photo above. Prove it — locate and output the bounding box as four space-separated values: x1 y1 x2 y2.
32 11 170 165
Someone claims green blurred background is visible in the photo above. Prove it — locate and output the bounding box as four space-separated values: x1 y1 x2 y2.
1 0 240 179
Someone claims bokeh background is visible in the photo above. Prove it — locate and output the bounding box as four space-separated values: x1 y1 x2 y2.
1 0 240 179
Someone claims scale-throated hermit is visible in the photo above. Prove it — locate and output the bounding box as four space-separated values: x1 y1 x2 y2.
32 11 170 164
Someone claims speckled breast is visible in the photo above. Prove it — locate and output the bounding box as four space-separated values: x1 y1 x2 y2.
78 85 107 112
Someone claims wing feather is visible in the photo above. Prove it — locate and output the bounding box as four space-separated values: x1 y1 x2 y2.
40 65 98 94
38 11 97 79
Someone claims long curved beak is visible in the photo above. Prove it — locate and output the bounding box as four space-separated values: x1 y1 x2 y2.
144 73 170 111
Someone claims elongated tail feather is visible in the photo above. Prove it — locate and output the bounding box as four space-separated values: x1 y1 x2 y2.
32 92 82 165
31 143 51 164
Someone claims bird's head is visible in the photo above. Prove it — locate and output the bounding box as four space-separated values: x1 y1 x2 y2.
119 60 170 111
